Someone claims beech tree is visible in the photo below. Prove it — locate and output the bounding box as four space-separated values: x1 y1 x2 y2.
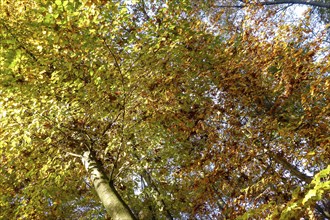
1 0 329 219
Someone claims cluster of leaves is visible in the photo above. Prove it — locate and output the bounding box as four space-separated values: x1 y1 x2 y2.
1 0 329 219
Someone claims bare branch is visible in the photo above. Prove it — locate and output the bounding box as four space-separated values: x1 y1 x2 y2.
217 0 330 9
260 0 330 9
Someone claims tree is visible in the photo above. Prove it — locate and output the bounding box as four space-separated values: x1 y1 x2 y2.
1 0 329 219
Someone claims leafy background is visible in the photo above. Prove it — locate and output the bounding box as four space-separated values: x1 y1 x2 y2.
1 0 329 219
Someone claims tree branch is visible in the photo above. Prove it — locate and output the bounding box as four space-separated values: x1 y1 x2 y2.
142 170 174 220
269 152 312 183
260 0 330 9
1 21 39 62
217 0 330 9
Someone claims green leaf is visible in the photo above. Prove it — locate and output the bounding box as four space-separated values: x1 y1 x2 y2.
302 189 317 205
23 135 32 144
55 0 62 6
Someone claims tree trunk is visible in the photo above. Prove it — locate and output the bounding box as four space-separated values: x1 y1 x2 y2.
82 151 137 220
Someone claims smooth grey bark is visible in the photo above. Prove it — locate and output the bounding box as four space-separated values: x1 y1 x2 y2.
82 151 136 220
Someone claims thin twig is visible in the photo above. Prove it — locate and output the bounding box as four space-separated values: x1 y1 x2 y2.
101 111 122 137
102 37 123 76
66 152 82 158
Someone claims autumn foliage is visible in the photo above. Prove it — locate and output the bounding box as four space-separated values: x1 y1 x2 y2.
1 0 329 219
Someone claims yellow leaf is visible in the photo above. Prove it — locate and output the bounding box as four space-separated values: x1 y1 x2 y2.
307 152 315 156
23 135 32 144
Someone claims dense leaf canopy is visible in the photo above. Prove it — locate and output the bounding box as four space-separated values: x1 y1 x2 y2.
1 0 329 219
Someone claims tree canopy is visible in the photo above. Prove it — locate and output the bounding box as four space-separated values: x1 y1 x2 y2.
1 0 329 219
